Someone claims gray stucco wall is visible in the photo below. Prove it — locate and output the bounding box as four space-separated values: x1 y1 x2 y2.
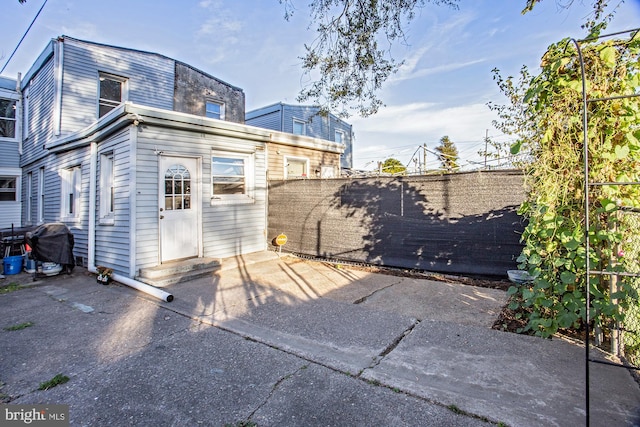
173 62 245 124
268 170 527 276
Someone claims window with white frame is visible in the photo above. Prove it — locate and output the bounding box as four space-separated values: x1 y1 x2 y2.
285 156 309 179
26 172 32 223
98 73 127 117
211 152 254 204
205 100 225 120
38 167 44 223
100 153 115 223
293 119 306 135
0 97 17 139
335 129 345 144
61 166 81 219
0 176 17 201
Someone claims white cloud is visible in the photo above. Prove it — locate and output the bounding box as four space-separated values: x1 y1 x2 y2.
392 58 487 83
350 102 499 169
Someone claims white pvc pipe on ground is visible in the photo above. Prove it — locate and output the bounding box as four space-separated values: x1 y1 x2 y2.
87 265 174 303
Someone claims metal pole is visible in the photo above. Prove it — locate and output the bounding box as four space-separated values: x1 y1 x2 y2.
484 129 488 168
571 37 590 427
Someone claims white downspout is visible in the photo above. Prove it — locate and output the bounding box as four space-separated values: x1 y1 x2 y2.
88 140 173 302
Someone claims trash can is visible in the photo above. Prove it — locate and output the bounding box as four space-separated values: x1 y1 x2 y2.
3 255 23 275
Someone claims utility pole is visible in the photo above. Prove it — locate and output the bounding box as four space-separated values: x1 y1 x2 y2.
423 143 427 175
484 129 488 169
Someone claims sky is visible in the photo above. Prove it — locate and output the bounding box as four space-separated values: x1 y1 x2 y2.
1 0 640 171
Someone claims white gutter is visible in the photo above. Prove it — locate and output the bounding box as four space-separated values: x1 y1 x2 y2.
87 141 174 303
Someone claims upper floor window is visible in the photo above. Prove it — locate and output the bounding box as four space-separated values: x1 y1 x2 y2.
335 129 345 144
99 73 127 117
0 176 17 201
0 98 17 139
293 119 306 135
206 101 225 120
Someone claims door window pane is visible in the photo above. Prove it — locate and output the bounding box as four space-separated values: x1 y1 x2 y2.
164 164 191 210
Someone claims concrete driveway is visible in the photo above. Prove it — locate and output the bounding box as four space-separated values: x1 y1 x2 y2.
1 252 639 426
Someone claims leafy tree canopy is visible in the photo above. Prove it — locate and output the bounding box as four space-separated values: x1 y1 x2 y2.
435 135 459 172
282 0 621 117
382 157 407 174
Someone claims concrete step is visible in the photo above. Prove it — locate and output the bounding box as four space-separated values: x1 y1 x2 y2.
136 257 221 287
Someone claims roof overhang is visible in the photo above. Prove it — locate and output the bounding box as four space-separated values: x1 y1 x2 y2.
47 103 344 155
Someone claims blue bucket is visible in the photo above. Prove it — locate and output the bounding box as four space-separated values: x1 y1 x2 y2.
3 255 23 275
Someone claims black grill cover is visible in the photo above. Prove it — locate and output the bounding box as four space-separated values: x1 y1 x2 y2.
26 223 75 267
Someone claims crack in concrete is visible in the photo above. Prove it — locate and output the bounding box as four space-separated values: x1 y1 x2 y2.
352 279 402 305
246 364 307 422
364 319 420 372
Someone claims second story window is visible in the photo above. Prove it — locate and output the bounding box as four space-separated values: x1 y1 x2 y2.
293 119 306 135
0 98 17 139
205 101 225 120
99 73 127 117
335 129 345 144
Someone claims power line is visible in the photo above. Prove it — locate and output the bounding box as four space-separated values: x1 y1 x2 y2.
1 0 49 74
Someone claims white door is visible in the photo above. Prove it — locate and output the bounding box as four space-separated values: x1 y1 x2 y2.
159 156 199 262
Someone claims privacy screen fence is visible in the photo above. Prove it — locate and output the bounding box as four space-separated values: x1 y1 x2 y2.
268 170 526 276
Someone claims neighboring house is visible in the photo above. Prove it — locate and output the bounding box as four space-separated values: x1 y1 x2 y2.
0 76 22 229
246 102 353 177
9 35 342 280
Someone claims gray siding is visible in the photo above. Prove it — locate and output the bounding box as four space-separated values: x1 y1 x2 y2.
0 202 20 229
94 128 133 274
60 38 175 135
135 126 267 271
53 147 91 261
0 142 19 168
247 103 353 169
245 106 281 131
21 58 55 167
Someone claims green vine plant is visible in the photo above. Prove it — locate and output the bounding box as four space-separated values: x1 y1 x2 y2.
501 30 640 352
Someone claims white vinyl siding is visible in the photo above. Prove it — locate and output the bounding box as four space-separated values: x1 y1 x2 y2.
94 129 134 275
59 38 174 135
20 58 55 167
135 126 267 269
